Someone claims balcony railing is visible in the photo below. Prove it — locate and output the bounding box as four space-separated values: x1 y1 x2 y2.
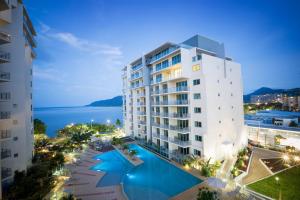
147 47 179 65
1 149 11 159
152 112 190 119
138 121 146 125
137 101 146 106
152 132 160 138
1 167 12 179
151 87 189 95
0 130 11 139
160 135 168 141
137 93 146 98
0 31 11 44
169 125 190 132
0 51 10 63
137 111 146 115
169 138 191 146
152 123 169 129
0 92 10 101
152 100 189 106
0 111 10 119
0 72 10 82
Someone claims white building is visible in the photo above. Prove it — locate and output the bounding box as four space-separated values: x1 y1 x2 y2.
122 35 246 162
0 0 36 195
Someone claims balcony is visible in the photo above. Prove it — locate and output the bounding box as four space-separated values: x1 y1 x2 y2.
160 134 168 141
130 73 143 81
152 132 160 138
169 125 190 133
23 21 37 48
0 72 10 82
1 149 11 160
0 130 11 140
152 100 189 106
0 92 10 101
151 87 189 95
147 46 179 65
152 112 189 119
137 111 146 115
0 0 9 11
138 120 146 125
137 93 146 98
137 101 146 106
169 138 191 147
152 122 169 129
0 51 10 63
1 167 12 180
0 31 11 44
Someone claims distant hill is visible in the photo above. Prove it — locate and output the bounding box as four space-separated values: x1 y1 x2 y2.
87 96 122 107
243 87 300 103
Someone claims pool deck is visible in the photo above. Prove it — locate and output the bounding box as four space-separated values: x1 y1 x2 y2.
65 144 234 200
65 148 126 200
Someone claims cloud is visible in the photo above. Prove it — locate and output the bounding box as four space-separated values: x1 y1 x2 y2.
38 22 122 57
33 65 65 83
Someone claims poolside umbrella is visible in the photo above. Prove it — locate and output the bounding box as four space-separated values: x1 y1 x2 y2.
206 177 227 189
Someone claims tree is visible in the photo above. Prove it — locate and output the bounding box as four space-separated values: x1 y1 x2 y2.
197 187 219 200
34 119 47 135
116 118 121 127
129 150 137 158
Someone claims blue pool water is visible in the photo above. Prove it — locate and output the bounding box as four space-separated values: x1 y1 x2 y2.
91 144 202 200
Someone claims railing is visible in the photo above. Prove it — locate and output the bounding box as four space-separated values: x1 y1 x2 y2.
152 123 169 129
130 73 143 81
1 149 11 159
0 112 11 119
0 31 11 43
169 138 191 146
147 47 179 65
160 135 168 141
23 20 37 47
151 87 189 95
137 111 146 115
1 167 12 179
169 125 190 132
0 51 10 62
152 112 190 118
152 133 160 138
0 72 10 81
137 101 146 106
0 130 11 139
138 121 146 125
137 93 146 97
152 100 189 106
169 150 189 164
0 92 10 101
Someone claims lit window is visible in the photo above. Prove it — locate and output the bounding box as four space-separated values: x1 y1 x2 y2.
192 64 200 71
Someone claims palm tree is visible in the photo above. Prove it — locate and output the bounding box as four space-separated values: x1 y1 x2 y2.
129 150 137 160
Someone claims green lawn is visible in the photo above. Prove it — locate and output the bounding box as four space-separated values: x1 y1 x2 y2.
247 165 300 200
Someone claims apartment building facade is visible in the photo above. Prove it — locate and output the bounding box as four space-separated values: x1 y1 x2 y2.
0 0 36 195
122 35 246 162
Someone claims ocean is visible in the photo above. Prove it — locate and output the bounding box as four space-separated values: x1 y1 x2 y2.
34 106 123 137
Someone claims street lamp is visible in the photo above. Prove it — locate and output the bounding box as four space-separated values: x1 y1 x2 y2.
90 119 94 128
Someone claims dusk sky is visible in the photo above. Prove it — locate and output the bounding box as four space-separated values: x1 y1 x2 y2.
24 0 300 107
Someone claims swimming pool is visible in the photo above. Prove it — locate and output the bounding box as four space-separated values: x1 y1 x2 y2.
91 144 202 200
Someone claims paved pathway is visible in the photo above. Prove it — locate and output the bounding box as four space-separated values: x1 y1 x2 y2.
242 147 283 185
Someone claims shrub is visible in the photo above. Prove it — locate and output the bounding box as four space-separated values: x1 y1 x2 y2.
197 187 219 200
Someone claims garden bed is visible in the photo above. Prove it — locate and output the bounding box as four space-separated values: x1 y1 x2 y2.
231 147 252 178
261 158 289 173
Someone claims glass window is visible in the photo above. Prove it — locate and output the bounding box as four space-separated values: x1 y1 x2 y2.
161 60 169 69
194 93 201 99
193 79 200 85
192 64 200 71
195 135 202 142
194 107 201 113
194 149 201 156
192 56 196 62
195 121 202 127
155 63 161 71
172 54 181 65
197 54 202 60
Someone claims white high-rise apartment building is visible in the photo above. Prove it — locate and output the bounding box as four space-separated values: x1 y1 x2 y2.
0 0 36 195
122 35 246 162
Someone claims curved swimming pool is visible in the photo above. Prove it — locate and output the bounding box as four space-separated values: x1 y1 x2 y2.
91 144 202 200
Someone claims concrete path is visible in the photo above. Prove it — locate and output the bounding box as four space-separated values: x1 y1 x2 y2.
242 147 283 185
